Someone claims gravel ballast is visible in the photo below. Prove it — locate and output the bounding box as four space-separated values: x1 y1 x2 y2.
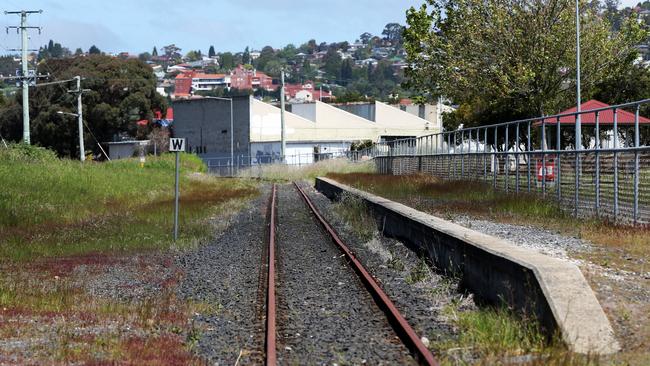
175 186 270 365
275 184 417 365
300 183 475 361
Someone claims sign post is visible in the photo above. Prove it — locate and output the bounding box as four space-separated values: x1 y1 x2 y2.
169 138 186 241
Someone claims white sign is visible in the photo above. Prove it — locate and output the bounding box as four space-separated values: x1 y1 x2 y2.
169 138 186 152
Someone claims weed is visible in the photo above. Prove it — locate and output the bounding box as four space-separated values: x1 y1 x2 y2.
406 257 431 284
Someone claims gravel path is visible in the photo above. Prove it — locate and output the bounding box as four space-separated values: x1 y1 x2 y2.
450 215 592 261
275 184 416 365
175 186 270 365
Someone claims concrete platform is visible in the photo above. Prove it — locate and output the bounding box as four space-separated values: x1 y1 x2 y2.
315 177 620 355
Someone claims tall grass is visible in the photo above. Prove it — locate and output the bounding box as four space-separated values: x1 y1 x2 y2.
0 144 257 260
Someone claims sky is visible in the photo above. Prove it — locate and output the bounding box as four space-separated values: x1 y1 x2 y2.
0 0 426 55
1 0 643 56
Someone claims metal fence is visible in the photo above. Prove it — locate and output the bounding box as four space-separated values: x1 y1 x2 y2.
368 99 650 224
205 150 367 177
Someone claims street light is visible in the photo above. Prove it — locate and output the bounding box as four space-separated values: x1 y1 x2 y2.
57 110 85 161
575 0 582 149
209 97 234 174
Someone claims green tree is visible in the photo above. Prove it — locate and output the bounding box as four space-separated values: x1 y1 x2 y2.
138 52 152 62
403 0 646 126
152 46 158 57
0 55 166 157
220 52 234 69
208 45 216 58
88 45 101 55
74 48 84 56
256 46 275 71
382 23 404 45
323 47 342 80
242 46 251 65
185 50 202 61
340 58 354 84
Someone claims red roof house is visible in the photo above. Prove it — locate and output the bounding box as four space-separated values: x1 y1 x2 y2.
541 100 650 125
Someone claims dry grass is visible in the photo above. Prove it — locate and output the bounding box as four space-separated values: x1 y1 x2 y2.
0 255 208 365
238 158 375 183
327 172 650 365
326 173 650 269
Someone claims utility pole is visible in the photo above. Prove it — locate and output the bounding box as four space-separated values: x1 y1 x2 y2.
280 70 286 162
5 9 43 145
72 76 86 161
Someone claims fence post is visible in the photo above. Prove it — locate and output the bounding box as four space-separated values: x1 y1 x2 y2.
614 108 619 220
484 128 488 183
556 116 562 203
542 119 547 196
505 124 509 192
493 126 498 189
516 123 520 193
595 111 600 216
526 121 533 193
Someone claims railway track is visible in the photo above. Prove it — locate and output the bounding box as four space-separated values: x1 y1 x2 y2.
263 183 438 365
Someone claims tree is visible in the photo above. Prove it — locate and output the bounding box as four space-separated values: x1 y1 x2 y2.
138 52 152 62
340 58 354 84
403 0 645 127
220 52 235 69
88 45 101 55
382 23 404 45
0 55 166 157
185 50 202 61
152 46 158 57
243 47 251 65
256 46 275 71
359 32 373 44
74 48 84 56
162 44 182 61
323 47 342 80
208 45 216 58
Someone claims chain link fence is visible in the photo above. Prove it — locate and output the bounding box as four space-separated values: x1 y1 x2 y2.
368 99 650 224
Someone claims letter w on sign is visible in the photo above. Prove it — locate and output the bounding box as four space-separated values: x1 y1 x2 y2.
169 138 186 152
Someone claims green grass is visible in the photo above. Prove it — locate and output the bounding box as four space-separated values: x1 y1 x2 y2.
0 144 258 261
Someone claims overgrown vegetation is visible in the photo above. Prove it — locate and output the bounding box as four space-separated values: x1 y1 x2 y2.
325 172 650 265
0 144 257 260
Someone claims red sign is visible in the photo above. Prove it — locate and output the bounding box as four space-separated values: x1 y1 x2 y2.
536 159 555 182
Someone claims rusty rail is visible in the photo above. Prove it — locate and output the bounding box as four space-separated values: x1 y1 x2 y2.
266 184 277 366
293 182 438 366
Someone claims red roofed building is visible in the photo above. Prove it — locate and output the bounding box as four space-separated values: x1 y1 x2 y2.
230 65 275 91
541 100 650 125
174 71 230 98
285 81 333 102
174 72 194 97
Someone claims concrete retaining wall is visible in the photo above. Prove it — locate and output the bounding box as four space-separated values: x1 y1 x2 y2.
315 177 619 355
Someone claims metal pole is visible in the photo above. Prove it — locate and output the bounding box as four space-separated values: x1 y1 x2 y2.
230 98 234 176
614 108 619 219
575 0 582 152
527 122 532 192
505 126 509 192
556 116 561 201
76 76 85 161
634 105 640 223
173 151 180 241
516 123 520 193
280 70 286 162
493 126 498 189
595 111 600 215
21 12 29 144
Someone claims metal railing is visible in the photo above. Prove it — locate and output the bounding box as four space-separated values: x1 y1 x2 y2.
370 99 650 224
